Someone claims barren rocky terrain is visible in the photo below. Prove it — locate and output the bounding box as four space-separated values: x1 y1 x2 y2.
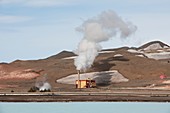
1 41 170 93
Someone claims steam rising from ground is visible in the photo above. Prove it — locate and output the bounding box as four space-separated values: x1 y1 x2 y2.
35 74 51 91
74 10 137 71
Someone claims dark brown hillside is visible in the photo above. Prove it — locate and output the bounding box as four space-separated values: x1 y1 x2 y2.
0 40 170 92
46 50 76 60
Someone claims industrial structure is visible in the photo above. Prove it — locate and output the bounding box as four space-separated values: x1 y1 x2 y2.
76 70 96 88
76 79 96 88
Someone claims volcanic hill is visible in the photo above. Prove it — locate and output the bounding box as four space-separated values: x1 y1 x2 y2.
0 40 170 92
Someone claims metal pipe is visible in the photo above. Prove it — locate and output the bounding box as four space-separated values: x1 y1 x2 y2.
77 70 80 81
77 70 80 88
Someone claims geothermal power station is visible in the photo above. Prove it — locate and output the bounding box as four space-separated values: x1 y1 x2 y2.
1 11 170 102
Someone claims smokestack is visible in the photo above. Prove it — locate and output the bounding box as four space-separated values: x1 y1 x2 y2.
77 70 80 88
74 10 137 71
77 70 80 81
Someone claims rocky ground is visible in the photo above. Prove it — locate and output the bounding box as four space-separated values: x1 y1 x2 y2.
0 41 170 93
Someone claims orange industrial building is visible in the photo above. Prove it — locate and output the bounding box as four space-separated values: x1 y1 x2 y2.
76 80 96 88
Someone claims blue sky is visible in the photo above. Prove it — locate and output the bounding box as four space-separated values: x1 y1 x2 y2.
1 0 170 63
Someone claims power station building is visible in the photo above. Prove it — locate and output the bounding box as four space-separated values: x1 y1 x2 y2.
75 80 96 88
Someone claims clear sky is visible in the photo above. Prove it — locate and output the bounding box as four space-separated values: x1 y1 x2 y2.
0 0 170 63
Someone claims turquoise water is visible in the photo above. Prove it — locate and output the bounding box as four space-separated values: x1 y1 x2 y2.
0 102 170 113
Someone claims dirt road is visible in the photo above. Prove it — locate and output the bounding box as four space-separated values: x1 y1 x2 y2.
0 89 170 102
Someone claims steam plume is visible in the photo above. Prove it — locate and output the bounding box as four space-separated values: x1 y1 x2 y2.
74 10 137 71
35 74 51 91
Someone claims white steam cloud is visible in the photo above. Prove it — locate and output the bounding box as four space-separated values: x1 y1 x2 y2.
74 10 137 71
35 74 51 91
39 82 51 91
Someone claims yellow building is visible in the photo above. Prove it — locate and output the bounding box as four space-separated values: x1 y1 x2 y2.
75 80 96 88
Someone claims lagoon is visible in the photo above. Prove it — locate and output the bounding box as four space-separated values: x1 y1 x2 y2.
0 102 170 113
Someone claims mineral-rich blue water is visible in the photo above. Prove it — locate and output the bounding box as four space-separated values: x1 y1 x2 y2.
0 102 170 113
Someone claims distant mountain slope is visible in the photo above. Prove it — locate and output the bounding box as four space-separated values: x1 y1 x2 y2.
138 41 169 51
127 40 170 60
0 40 170 92
46 50 76 60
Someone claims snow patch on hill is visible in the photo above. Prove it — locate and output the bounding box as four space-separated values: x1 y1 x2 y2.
114 54 123 57
62 56 76 60
127 49 143 53
143 43 162 51
128 42 170 60
99 51 115 54
135 54 145 58
144 52 170 60
56 70 129 85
